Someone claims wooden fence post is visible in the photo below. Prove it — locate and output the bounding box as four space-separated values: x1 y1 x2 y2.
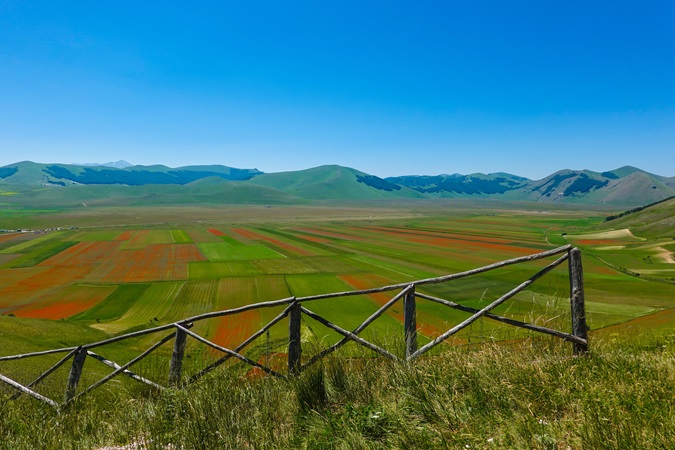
404 285 417 359
288 302 302 375
568 248 589 354
64 347 87 402
169 327 187 386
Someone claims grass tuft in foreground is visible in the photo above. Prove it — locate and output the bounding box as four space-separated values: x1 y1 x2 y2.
1 334 674 449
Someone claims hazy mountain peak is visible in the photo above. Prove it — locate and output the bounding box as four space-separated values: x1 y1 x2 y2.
80 160 133 169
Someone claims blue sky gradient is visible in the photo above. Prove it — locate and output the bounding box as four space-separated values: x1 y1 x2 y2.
1 1 674 179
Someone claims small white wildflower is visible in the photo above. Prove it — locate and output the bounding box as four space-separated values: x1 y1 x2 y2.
487 437 494 443
538 419 549 425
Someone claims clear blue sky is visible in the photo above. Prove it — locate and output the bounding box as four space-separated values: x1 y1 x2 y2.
1 1 674 179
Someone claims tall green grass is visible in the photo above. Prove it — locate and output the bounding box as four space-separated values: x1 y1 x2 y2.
2 334 674 449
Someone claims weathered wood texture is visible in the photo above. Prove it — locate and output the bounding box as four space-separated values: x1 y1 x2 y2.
0 373 59 408
288 302 302 375
169 326 188 386
404 285 417 358
64 347 87 402
569 248 589 354
87 351 164 391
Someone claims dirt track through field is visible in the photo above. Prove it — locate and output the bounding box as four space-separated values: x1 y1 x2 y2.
656 247 675 264
566 228 642 241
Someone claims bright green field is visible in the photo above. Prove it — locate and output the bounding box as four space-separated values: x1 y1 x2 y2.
197 242 283 261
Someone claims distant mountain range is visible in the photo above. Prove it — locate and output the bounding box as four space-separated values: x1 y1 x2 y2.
0 161 673 207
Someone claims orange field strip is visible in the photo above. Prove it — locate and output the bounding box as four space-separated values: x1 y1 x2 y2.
86 243 206 282
121 230 150 248
15 301 96 320
116 230 133 240
292 227 364 241
573 239 626 246
172 244 207 279
590 265 618 275
0 266 90 311
0 233 23 244
208 228 227 236
211 309 260 352
338 274 401 318
296 235 330 243
357 226 538 255
13 286 116 320
186 228 223 243
361 225 533 246
411 236 537 255
232 228 315 256
38 241 120 267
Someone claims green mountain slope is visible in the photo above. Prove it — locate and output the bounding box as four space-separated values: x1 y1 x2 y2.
246 165 423 200
522 167 674 204
600 197 675 238
387 172 529 197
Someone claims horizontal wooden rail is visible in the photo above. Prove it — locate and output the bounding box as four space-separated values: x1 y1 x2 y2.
0 346 78 362
87 351 164 391
0 373 59 408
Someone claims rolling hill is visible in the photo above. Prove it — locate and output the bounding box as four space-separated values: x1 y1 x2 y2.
244 165 423 200
0 161 673 207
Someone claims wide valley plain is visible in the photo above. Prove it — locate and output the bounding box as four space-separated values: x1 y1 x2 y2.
1 200 673 377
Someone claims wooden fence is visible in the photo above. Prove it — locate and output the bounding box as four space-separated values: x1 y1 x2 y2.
0 244 587 409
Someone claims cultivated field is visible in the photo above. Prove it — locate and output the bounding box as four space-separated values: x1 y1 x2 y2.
1 202 672 365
